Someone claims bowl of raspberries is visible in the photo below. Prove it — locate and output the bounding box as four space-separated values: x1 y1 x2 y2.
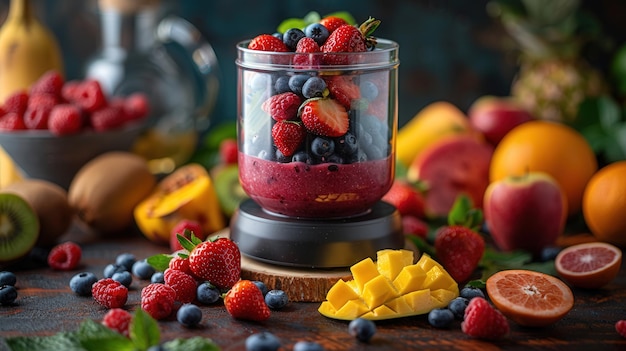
0 70 150 189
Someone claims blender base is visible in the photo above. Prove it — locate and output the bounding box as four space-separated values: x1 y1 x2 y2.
229 199 404 269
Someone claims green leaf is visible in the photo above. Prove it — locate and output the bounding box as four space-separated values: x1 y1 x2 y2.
190 232 203 246
178 233 197 252
406 235 436 258
447 194 483 231
302 11 322 25
277 18 308 33
130 309 161 350
80 337 134 351
6 333 85 351
164 336 221 351
147 254 173 272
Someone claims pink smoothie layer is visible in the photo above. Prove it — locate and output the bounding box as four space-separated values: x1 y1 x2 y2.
238 153 394 218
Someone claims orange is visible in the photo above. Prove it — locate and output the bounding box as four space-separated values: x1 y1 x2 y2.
582 161 626 247
489 120 597 216
555 242 622 289
486 269 574 327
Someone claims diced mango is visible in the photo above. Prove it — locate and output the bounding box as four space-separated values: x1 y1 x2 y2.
402 289 432 313
372 304 396 318
416 253 444 272
430 288 459 306
377 249 414 281
350 257 379 294
423 265 457 291
318 301 337 317
361 274 399 309
392 264 427 295
335 299 369 319
325 279 361 311
386 296 414 315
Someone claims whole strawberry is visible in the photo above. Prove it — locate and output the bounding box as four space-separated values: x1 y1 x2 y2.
186 236 241 290
382 180 426 219
248 34 289 52
271 120 306 157
434 225 485 283
319 16 349 33
321 17 380 65
224 279 271 322
461 297 509 340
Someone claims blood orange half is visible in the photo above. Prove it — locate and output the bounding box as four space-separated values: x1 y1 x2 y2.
486 269 574 327
555 242 622 289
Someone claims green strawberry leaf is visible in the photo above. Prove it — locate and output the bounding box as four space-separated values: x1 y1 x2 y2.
129 309 160 350
406 235 436 258
468 247 557 287
447 194 483 231
147 254 173 272
178 233 197 252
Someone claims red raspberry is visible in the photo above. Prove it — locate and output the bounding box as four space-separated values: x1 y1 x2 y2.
141 283 177 320
170 219 204 252
47 241 82 270
30 70 64 98
124 93 150 121
164 268 197 303
168 255 193 275
61 80 82 103
0 112 26 131
261 92 301 121
74 80 107 113
218 138 238 165
48 104 83 135
24 95 55 129
92 278 129 309
617 320 626 338
3 90 29 116
461 297 510 340
90 105 125 131
102 308 132 337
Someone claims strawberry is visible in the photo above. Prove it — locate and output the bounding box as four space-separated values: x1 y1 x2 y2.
30 70 64 98
261 92 301 121
434 225 485 283
294 37 321 68
319 16 349 33
299 97 349 137
218 138 238 165
402 215 428 239
616 320 626 338
48 104 83 136
187 236 241 290
0 112 26 131
224 279 271 322
248 34 289 52
321 18 380 65
324 75 362 110
272 120 306 157
382 180 426 219
461 297 510 340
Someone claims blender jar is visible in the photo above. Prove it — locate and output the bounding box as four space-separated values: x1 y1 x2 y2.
236 38 399 219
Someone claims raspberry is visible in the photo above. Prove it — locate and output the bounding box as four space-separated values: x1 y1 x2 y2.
218 138 238 165
102 308 132 337
24 103 53 130
261 92 301 121
170 219 204 252
168 256 193 275
3 90 29 116
164 268 197 303
124 93 150 121
617 320 626 338
92 278 128 309
48 104 83 136
30 70 64 98
141 283 176 320
461 297 509 340
47 241 82 270
90 105 125 131
61 80 82 103
0 112 26 131
75 80 107 113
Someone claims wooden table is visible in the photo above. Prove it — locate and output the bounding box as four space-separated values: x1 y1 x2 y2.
1 228 625 351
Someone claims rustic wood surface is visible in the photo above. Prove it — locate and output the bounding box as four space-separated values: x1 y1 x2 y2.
1 227 625 351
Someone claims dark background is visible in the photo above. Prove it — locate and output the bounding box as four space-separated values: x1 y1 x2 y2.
1 0 625 130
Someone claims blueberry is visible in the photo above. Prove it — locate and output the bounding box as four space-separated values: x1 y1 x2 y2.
151 272 165 284
176 303 203 327
293 340 325 351
459 286 485 300
288 74 310 95
0 285 17 305
304 22 330 46
272 32 283 40
115 253 136 271
265 289 288 310
302 76 327 99
448 297 469 320
252 280 268 296
197 281 220 305
69 272 98 296
335 133 358 157
245 332 281 351
282 28 306 50
360 80 379 101
274 76 291 94
132 260 155 280
103 263 127 278
348 318 376 342
292 151 313 164
112 271 132 288
540 246 562 262
311 137 335 158
427 308 455 328
0 271 16 286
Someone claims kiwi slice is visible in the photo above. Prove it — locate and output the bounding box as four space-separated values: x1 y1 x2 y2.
0 193 39 264
214 164 248 217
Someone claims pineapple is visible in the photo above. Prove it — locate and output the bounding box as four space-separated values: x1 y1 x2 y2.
490 0 605 124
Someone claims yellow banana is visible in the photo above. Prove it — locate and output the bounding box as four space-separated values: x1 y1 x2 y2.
0 0 64 102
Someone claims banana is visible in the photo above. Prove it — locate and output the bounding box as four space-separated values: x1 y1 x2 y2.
0 0 64 103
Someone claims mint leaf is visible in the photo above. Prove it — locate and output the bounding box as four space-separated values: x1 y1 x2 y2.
277 18 307 33
130 309 161 350
147 254 173 272
6 333 84 351
77 319 134 351
447 194 483 231
164 336 221 351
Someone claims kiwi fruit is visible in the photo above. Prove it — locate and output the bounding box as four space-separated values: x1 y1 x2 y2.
3 179 74 247
213 164 248 217
0 193 39 264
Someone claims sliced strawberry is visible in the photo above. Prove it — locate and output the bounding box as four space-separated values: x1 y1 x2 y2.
434 225 485 283
272 120 306 157
325 75 362 110
299 97 349 137
319 16 349 33
248 34 289 52
261 92 301 121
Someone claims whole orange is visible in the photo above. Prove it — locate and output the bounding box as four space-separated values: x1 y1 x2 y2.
582 161 626 247
489 121 597 215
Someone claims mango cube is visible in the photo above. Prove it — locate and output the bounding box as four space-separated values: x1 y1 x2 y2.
361 274 399 309
386 296 414 315
423 265 457 291
377 249 414 281
392 264 427 295
416 253 444 272
350 257 379 294
335 299 369 319
325 279 360 311
402 289 432 312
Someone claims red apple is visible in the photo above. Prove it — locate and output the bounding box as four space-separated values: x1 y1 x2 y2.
483 172 567 255
468 96 534 146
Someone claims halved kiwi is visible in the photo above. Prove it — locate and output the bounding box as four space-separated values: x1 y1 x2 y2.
0 193 40 264
214 164 248 218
